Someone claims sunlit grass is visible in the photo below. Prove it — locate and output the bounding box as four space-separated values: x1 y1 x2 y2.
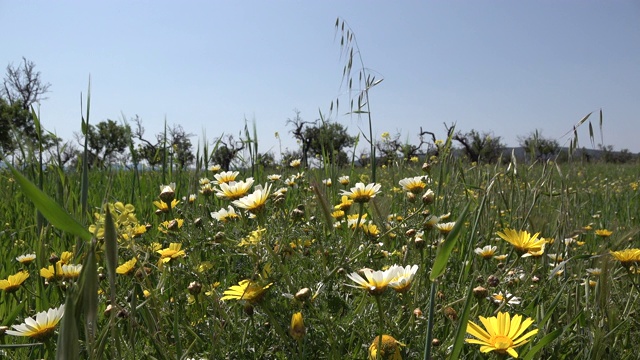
1 150 639 359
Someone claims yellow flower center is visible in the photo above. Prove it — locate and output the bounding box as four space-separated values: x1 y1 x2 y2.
492 335 513 352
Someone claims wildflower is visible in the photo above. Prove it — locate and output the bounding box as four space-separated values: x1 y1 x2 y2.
153 199 179 213
285 177 297 187
267 174 282 181
199 183 215 196
215 179 254 200
59 251 74 264
331 210 345 221
362 221 380 238
289 312 306 341
238 227 266 247
213 171 239 184
595 229 613 238
159 183 176 203
290 159 301 168
199 177 211 185
61 264 83 280
116 258 137 275
586 268 601 276
436 222 456 235
521 242 546 258
157 243 186 266
341 182 382 203
0 271 29 293
381 132 390 140
610 249 640 267
220 279 272 303
211 206 240 222
422 189 435 205
474 245 497 259
40 262 63 281
398 176 427 194
410 156 419 163
16 253 36 265
489 291 521 306
466 311 538 358
323 178 332 187
6 305 65 341
368 334 404 360
209 164 221 172
388 264 419 293
497 229 545 254
335 195 354 211
347 213 368 229
232 184 272 214
347 267 395 296
158 218 184 233
338 175 350 186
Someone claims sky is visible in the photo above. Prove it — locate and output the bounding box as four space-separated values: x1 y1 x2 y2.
2 1 639 158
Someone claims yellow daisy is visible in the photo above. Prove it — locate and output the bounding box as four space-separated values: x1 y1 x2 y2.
289 312 306 341
157 243 186 266
466 311 538 358
368 334 404 360
610 249 640 267
116 258 138 275
497 229 546 254
220 279 272 303
595 229 613 238
334 195 354 211
0 271 29 293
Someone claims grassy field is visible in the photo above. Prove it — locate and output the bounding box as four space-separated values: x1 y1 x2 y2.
1 148 639 359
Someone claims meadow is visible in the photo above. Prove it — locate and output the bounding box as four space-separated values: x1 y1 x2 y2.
1 134 639 360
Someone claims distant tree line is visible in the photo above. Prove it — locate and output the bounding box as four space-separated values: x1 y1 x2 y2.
2 58 638 169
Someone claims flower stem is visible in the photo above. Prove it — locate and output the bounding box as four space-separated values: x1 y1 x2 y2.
423 280 438 360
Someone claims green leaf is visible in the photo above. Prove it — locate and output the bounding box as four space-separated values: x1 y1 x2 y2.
430 202 472 281
522 328 562 360
5 162 92 241
56 285 80 360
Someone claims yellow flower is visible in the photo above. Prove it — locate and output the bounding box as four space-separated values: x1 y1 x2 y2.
116 258 137 275
398 176 427 194
331 210 345 221
0 271 29 293
338 175 350 186
466 312 538 358
347 267 395 296
368 334 404 360
362 221 380 237
16 253 36 265
497 229 546 254
157 243 186 266
153 199 180 213
595 229 613 237
59 251 74 264
341 182 382 203
213 171 239 184
209 164 221 172
220 279 272 303
215 179 254 200
267 174 282 182
40 262 63 281
238 227 267 247
158 218 184 233
610 249 640 267
232 184 272 214
289 312 306 341
6 305 65 341
334 195 354 211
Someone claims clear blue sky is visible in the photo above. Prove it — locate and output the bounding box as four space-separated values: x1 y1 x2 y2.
2 1 639 156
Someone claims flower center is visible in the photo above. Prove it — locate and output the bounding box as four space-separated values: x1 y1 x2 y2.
492 335 513 352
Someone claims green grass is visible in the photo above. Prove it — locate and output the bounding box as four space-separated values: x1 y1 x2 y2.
1 152 639 359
